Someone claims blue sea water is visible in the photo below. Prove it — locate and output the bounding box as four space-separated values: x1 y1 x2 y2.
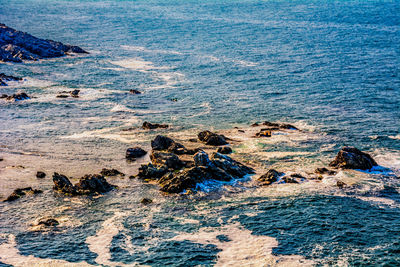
0 0 399 266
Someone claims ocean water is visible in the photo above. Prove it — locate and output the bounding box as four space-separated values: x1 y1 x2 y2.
0 0 399 266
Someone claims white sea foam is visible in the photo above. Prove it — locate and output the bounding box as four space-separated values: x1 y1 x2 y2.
110 104 137 113
171 223 314 267
110 58 170 73
389 134 400 140
121 45 183 55
0 234 94 266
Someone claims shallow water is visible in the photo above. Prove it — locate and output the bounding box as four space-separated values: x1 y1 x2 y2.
0 0 399 266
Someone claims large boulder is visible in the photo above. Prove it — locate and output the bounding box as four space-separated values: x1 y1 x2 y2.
126 147 147 160
198 131 228 146
53 173 77 194
150 151 185 170
210 152 254 178
329 146 377 170
137 163 168 179
0 24 88 62
258 169 283 186
151 135 196 155
53 172 116 195
159 167 207 193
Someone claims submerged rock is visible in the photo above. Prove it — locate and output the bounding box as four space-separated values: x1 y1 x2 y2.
126 147 147 160
36 171 46 178
56 94 69 98
258 169 283 186
4 92 30 101
52 172 116 195
217 146 232 154
315 167 337 176
37 218 59 227
3 187 43 202
0 23 88 63
129 89 142 94
140 198 153 205
198 130 228 146
70 89 80 97
329 146 377 170
142 121 168 130
0 73 22 86
279 123 298 130
100 168 125 177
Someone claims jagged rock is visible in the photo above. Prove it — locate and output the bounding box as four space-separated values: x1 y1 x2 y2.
5 92 30 101
315 167 337 175
74 174 116 194
194 151 212 167
159 167 206 193
210 152 254 178
3 187 42 202
255 129 271 137
198 131 228 146
37 218 59 227
258 169 283 186
150 151 184 170
0 23 88 62
129 89 141 94
137 163 168 180
36 171 46 178
126 147 147 160
53 172 115 195
142 121 168 130
0 73 22 86
151 135 197 155
100 168 125 177
329 146 377 170
140 198 153 205
217 146 232 154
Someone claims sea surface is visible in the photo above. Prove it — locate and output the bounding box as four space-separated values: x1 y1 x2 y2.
0 0 399 266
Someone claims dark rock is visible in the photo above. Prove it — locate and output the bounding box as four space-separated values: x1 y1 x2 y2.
289 173 306 179
282 176 300 183
140 198 153 205
329 146 377 170
337 180 347 189
198 130 228 146
0 73 22 86
100 168 125 177
0 94 7 98
137 163 168 180
37 218 59 227
210 152 254 178
255 130 271 137
151 135 196 155
53 173 77 194
70 89 80 97
217 146 232 154
142 121 168 130
263 121 280 127
0 157 3 161
279 123 298 130
159 167 206 193
74 174 116 194
258 169 283 186
36 171 46 178
56 94 69 98
194 151 212 167
251 123 259 127
0 23 88 63
129 89 141 94
4 187 42 202
5 92 30 101
170 98 178 102
150 151 184 170
315 167 337 175
126 147 147 160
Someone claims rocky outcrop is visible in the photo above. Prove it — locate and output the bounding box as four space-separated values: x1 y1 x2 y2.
126 147 147 160
1 92 30 101
0 24 88 63
129 89 141 94
150 151 185 170
52 172 116 195
100 168 125 177
329 146 377 170
257 169 283 186
151 135 197 155
142 121 168 130
3 187 43 202
0 73 22 86
198 131 228 146
137 163 168 180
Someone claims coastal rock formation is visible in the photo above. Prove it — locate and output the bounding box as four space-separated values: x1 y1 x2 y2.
0 73 22 86
1 92 30 101
142 121 168 130
100 168 125 177
3 187 43 202
137 163 168 180
198 130 228 146
257 169 283 186
0 23 88 62
151 135 197 155
52 172 116 195
329 146 377 170
126 147 147 160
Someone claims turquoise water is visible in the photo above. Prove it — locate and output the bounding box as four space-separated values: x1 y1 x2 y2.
0 0 399 266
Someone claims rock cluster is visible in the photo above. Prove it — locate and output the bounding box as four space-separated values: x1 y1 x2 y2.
0 23 88 63
0 73 22 86
1 92 30 101
136 135 254 193
53 172 116 195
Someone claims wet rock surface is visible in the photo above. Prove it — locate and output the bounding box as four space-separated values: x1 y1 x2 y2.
329 146 377 170
142 121 169 130
52 172 116 195
2 92 30 101
217 146 232 154
126 147 147 160
198 130 228 146
129 89 142 94
315 167 337 176
37 218 59 227
0 73 22 86
151 135 197 155
3 187 43 202
258 169 284 186
36 171 46 178
100 168 125 177
0 23 88 63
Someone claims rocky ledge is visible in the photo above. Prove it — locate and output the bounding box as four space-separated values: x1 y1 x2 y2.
53 172 116 196
0 23 88 63
135 135 254 193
